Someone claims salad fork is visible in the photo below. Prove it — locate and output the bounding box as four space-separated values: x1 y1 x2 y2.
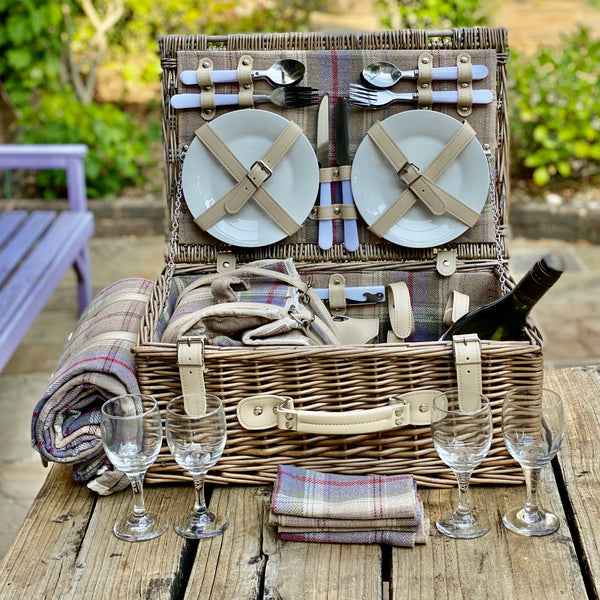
348 84 494 108
171 87 320 110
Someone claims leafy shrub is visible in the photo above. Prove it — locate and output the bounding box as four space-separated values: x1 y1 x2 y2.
509 27 600 187
375 0 491 29
18 91 160 198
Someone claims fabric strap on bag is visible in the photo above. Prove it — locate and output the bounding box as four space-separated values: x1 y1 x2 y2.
193 121 302 235
366 119 482 237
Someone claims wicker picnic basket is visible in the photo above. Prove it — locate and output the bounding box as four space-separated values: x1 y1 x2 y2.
134 28 543 487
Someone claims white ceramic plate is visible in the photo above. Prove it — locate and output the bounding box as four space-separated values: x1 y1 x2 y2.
351 110 489 248
182 109 319 247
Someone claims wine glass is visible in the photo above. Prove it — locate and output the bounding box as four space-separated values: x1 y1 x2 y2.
100 394 168 541
502 387 564 536
431 390 493 538
165 393 229 539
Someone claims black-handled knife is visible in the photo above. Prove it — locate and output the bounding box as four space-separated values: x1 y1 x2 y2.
334 97 359 252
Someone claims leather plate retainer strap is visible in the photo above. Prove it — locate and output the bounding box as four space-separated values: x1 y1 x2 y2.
193 120 302 236
236 390 441 434
366 119 482 238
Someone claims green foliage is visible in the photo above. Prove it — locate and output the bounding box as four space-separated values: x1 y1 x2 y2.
375 0 491 29
509 28 600 187
0 0 76 107
18 91 160 198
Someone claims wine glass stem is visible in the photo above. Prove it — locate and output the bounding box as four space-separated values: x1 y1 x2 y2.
523 466 542 516
192 473 208 515
455 471 473 516
129 473 147 518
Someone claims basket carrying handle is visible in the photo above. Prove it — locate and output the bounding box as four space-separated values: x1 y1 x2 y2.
237 390 440 434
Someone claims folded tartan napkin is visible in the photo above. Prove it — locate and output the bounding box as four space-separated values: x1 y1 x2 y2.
31 278 153 493
269 466 429 547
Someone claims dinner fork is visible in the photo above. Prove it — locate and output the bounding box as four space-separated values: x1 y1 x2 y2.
348 84 494 108
171 87 320 109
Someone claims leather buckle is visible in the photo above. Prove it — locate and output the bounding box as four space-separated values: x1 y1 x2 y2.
397 161 422 187
248 159 273 186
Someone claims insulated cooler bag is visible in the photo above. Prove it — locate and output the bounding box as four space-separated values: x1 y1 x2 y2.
133 28 543 487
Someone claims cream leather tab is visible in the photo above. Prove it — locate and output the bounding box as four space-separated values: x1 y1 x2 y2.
86 331 139 346
196 57 216 120
387 282 414 341
457 52 473 117
216 252 236 272
444 290 470 326
237 395 291 430
417 51 434 108
334 317 379 345
177 340 207 414
436 249 457 276
391 390 441 425
237 55 254 108
452 334 482 411
328 274 346 315
309 203 358 221
319 165 352 183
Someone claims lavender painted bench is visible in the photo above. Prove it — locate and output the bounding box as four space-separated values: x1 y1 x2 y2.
0 144 94 372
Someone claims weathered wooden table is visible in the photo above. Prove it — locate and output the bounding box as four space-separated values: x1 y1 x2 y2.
1 366 598 599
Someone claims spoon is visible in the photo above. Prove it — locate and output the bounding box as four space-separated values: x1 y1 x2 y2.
179 59 305 87
362 61 489 89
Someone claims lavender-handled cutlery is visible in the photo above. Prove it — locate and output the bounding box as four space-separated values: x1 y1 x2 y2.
316 94 333 250
171 87 320 109
334 97 359 252
349 85 494 108
179 59 305 87
362 61 489 88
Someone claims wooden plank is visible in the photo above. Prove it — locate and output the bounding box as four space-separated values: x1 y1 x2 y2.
62 482 189 600
0 465 95 599
185 486 270 600
262 496 382 600
0 210 27 248
0 210 56 287
546 366 600 598
390 465 588 598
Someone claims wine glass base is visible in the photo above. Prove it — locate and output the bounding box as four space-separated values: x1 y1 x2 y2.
436 509 490 539
174 511 229 539
114 512 168 542
502 506 560 536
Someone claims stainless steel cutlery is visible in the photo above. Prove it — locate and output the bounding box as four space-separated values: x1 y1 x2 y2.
171 87 320 109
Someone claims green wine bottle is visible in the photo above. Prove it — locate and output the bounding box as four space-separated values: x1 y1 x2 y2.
440 254 564 341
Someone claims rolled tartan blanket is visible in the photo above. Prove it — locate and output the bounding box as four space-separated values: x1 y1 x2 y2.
31 278 153 490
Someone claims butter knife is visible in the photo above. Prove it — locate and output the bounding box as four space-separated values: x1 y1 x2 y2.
316 94 333 250
334 98 359 252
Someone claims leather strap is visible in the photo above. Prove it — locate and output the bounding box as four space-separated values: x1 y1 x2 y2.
309 203 357 221
366 120 482 237
452 333 482 411
435 249 458 276
386 282 414 342
457 52 473 117
193 121 301 236
196 57 216 120
86 331 138 346
417 52 434 108
237 55 254 108
177 340 207 414
319 165 352 183
328 274 346 315
444 290 471 326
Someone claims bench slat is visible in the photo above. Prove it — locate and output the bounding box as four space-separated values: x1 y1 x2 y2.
0 210 28 248
0 210 57 287
0 211 93 367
